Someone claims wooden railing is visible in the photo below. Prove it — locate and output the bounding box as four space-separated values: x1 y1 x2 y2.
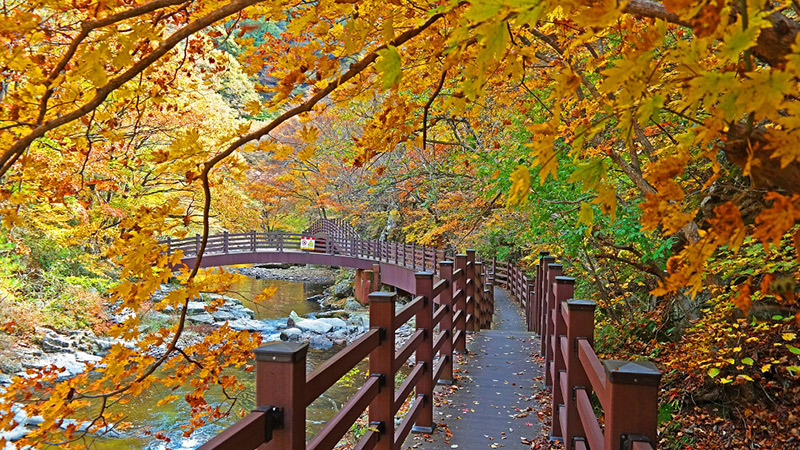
492 252 661 450
178 220 660 450
189 221 492 450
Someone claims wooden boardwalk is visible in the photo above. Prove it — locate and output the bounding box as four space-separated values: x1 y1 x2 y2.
409 287 546 449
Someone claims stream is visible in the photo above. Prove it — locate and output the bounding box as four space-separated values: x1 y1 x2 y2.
91 274 369 449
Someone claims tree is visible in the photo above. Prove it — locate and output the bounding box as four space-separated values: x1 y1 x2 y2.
1 0 799 447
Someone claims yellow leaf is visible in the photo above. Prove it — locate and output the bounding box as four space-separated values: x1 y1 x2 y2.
506 165 530 207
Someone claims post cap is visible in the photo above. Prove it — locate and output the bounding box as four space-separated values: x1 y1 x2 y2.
539 250 551 256
439 260 454 266
455 254 467 259
414 271 434 279
254 341 308 363
542 255 556 262
555 276 575 285
566 299 596 311
604 360 662 386
474 261 483 266
368 291 396 302
548 263 563 269
465 249 476 255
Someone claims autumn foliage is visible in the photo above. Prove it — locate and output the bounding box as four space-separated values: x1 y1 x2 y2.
1 0 799 447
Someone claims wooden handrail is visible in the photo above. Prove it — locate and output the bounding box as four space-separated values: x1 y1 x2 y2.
394 329 424 371
577 338 607 406
307 375 380 450
575 387 604 450
305 329 381 406
196 411 268 450
394 296 424 329
394 362 425 410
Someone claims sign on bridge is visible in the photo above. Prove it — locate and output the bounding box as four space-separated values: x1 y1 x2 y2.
300 236 316 251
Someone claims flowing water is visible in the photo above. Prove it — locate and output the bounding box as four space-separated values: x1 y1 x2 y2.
89 274 368 449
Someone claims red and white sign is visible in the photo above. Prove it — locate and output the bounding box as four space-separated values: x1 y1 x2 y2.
300 236 316 251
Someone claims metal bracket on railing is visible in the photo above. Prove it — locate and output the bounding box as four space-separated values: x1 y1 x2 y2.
372 326 387 342
253 405 284 441
369 420 385 435
621 433 652 450
572 437 586 450
371 373 386 389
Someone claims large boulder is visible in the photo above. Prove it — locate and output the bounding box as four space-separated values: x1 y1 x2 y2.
346 314 368 330
227 318 268 332
187 313 215 325
286 311 304 328
316 318 347 331
295 319 333 334
332 280 354 298
280 328 303 341
344 298 365 311
185 301 207 315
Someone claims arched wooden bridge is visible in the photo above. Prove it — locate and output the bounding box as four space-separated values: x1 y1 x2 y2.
165 219 662 450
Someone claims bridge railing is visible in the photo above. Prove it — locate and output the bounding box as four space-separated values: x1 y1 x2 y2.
493 252 661 450
198 259 473 450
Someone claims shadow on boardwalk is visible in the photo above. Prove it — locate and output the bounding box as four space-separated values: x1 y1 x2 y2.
407 288 551 449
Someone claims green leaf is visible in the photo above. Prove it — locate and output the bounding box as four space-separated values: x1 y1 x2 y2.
375 45 402 90
787 344 800 355
741 357 754 366
707 367 720 378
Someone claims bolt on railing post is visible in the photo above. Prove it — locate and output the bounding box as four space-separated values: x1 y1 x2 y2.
564 300 596 447
465 249 477 332
438 261 455 384
544 263 563 387
368 291 396 450
413 271 436 434
603 360 662 450
454 254 468 353
253 341 308 450
551 276 574 441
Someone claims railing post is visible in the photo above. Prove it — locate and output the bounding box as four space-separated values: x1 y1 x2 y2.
544 262 563 386
223 230 229 254
564 300 596 448
253 342 308 450
474 261 484 329
539 255 555 354
454 254 468 353
195 233 200 256
527 278 536 332
278 231 283 252
166 237 171 257
465 249 477 332
250 230 256 252
603 360 662 450
438 261 455 384
413 271 435 434
551 276 574 441
368 291 396 450
412 243 416 269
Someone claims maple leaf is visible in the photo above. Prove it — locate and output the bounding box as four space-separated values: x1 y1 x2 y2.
376 45 402 90
507 165 530 207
